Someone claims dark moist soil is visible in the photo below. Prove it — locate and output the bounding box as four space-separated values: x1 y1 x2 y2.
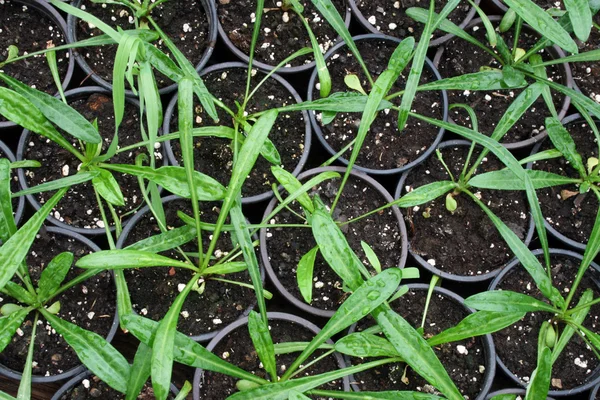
58 376 175 400
168 67 306 198
355 0 471 41
494 254 600 390
197 318 344 399
23 93 155 230
572 15 600 105
0 148 20 215
313 39 443 171
437 21 567 145
533 119 599 245
0 228 116 377
75 0 209 88
352 289 488 399
0 0 69 122
403 144 529 277
218 0 346 68
265 174 403 312
122 198 256 336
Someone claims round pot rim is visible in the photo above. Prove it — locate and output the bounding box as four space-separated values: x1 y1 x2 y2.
192 311 350 400
0 139 25 227
306 33 448 176
260 165 409 318
0 226 120 384
590 383 599 400
489 248 600 396
395 139 536 283
489 0 508 13
432 16 573 151
345 283 496 400
215 2 352 74
0 0 76 130
161 61 312 205
66 0 218 97
16 86 158 236
486 388 555 399
347 0 481 48
529 113 595 252
116 193 264 342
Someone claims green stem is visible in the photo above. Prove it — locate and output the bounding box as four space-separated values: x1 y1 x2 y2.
565 296 600 315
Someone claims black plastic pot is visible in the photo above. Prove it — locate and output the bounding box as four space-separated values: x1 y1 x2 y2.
432 16 573 150
260 166 409 318
346 284 496 400
0 0 75 131
486 388 555 399
51 370 179 400
349 0 480 48
489 248 600 397
488 0 508 13
395 139 536 283
530 113 596 252
591 383 599 400
0 226 120 384
116 194 264 343
307 34 448 176
0 139 25 227
192 311 351 400
216 1 351 74
162 61 312 205
67 0 217 96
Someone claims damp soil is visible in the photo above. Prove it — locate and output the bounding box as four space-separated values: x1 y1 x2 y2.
402 143 529 277
354 0 472 41
533 119 598 246
168 67 306 199
218 0 346 68
0 0 69 122
121 197 257 337
351 288 488 399
436 21 568 145
58 375 175 400
75 0 209 89
572 16 600 105
22 93 155 231
0 228 116 377
0 147 21 215
264 173 404 312
493 253 600 390
312 38 444 171
197 318 345 399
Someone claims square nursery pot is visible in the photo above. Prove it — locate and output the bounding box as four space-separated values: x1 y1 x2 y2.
432 16 573 150
0 139 25 227
349 0 480 47
162 62 311 205
192 312 350 399
0 0 75 131
67 0 217 96
395 140 535 283
216 0 351 74
260 166 408 318
17 86 165 236
345 284 496 400
489 248 600 397
0 227 119 384
116 194 264 343
307 34 448 176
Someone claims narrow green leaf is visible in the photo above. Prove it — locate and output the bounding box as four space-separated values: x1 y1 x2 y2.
0 309 30 353
418 70 526 91
113 34 140 129
203 262 248 275
360 241 381 273
307 390 443 399
289 390 311 400
465 291 559 313
271 166 314 214
393 181 456 208
50 0 120 41
564 0 593 41
142 42 185 83
525 324 553 400
297 246 319 303
335 332 399 358
282 92 393 113
469 0 497 46
92 168 125 206
37 252 74 302
174 381 192 400
126 342 153 400
13 171 99 198
469 169 582 190
552 289 593 364
76 250 196 271
248 311 277 381
125 225 197 254
537 49 600 66
17 314 37 400
546 117 586 177
0 159 16 243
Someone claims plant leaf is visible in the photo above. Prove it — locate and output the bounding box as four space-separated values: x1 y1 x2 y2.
335 332 399 358
0 159 16 243
297 246 319 303
37 252 74 302
281 92 393 113
0 308 30 353
92 168 125 206
13 171 99 198
469 169 581 190
126 342 153 400
76 250 196 271
545 116 586 177
552 289 593 364
525 322 553 400
564 0 593 41
360 241 381 273
271 166 314 214
418 70 526 91
394 181 456 208
125 225 197 254
465 291 559 313
248 311 277 381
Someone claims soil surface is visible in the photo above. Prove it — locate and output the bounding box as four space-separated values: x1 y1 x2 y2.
573 15 600 104
355 0 472 41
75 0 209 88
0 228 116 377
494 253 600 390
352 288 488 399
264 174 403 312
22 93 155 231
533 119 599 246
402 143 529 277
58 376 175 400
168 67 306 199
312 38 444 171
436 20 567 145
121 197 256 336
0 0 69 121
218 0 346 68
197 318 344 399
